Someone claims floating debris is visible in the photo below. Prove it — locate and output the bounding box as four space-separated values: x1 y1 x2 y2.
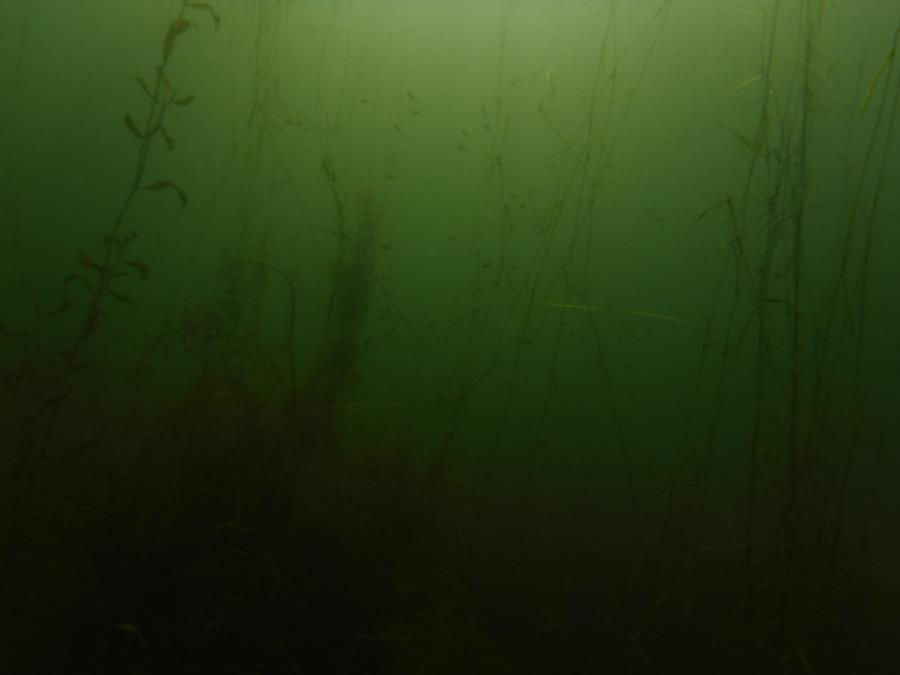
545 300 687 325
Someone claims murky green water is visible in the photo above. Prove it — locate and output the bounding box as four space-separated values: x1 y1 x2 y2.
2 1 898 673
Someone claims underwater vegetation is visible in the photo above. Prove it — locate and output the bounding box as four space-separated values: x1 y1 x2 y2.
1 1 899 674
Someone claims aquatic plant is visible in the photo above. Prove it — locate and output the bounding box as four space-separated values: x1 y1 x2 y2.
3 1 221 481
